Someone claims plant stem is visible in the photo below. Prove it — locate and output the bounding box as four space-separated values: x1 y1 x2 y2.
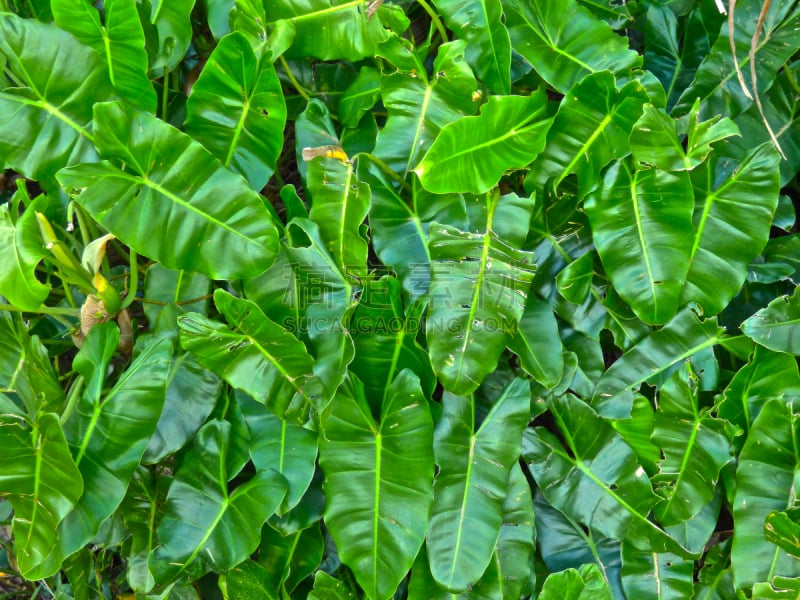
356 153 412 193
161 68 170 120
0 303 81 317
416 0 448 43
121 249 139 309
279 56 312 101
72 203 93 248
60 375 85 426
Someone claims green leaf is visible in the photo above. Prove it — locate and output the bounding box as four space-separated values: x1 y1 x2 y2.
284 218 356 397
121 467 168 593
427 378 529 591
672 0 800 119
184 32 286 191
142 264 211 330
415 91 551 194
742 285 800 355
350 276 435 408
0 202 50 311
643 4 722 111
205 0 235 39
508 293 564 389
318 371 434 600
308 571 358 600
650 366 731 527
732 400 800 590
585 160 694 325
178 289 321 423
684 101 741 168
338 66 381 128
59 326 171 562
431 0 511 94
143 353 221 464
489 463 536 598
224 560 278 600
374 41 478 177
239 394 318 514
728 63 800 186
149 420 288 584
557 251 595 306
51 0 156 112
426 201 536 395
525 73 649 199
539 564 614 600
295 98 340 181
681 144 781 316
535 491 623 596
0 414 83 580
0 314 64 418
620 547 695 599
718 346 800 437
58 101 280 279
765 510 800 560
266 0 391 61
629 103 738 172
257 522 324 593
503 0 640 93
524 394 682 555
0 13 115 182
593 308 724 412
752 577 800 599
693 541 735 600
146 0 195 73
306 155 371 271
362 160 467 299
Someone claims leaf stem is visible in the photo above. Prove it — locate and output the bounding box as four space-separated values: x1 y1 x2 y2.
279 56 312 101
72 203 93 248
161 68 170 120
784 64 800 95
356 153 412 193
60 375 85 426
120 250 138 309
3 65 25 88
0 303 81 317
416 0 448 43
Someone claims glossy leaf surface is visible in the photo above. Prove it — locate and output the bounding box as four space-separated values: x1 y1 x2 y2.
149 420 287 583
742 285 800 355
427 215 536 395
503 0 640 93
179 290 321 423
524 395 681 555
731 400 800 590
415 92 551 194
525 73 649 198
185 32 287 190
433 0 511 94
681 144 781 316
58 102 280 279
427 378 529 591
60 326 171 561
0 414 83 579
319 371 434 600
0 202 49 310
0 13 115 182
51 0 156 112
586 160 694 324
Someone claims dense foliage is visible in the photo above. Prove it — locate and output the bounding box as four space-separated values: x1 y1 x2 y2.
0 0 799 598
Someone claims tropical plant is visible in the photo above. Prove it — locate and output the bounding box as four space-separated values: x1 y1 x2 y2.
0 0 799 598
